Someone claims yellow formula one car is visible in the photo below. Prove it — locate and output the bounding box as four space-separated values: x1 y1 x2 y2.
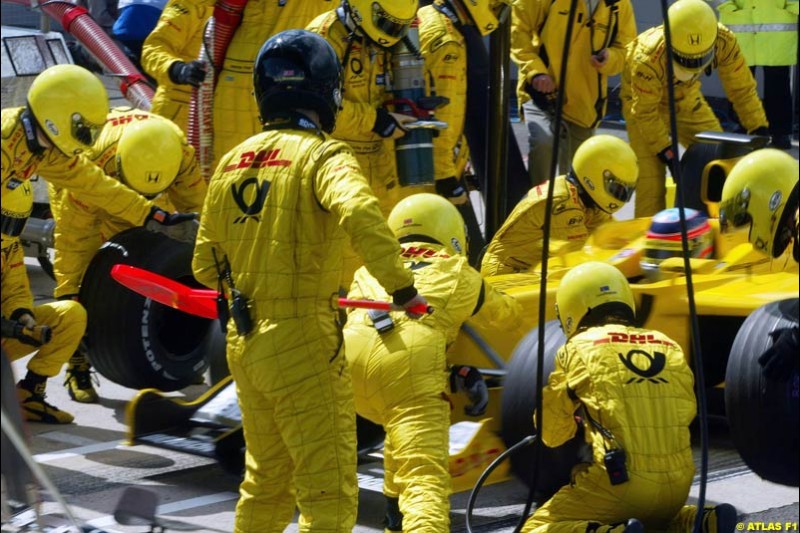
79 133 797 493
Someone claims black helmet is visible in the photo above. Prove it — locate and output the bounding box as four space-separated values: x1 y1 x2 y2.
253 29 343 133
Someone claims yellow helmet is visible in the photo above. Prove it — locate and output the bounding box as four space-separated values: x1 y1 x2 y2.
571 135 638 214
668 0 717 73
387 192 467 256
719 149 799 258
454 0 511 36
27 65 108 156
0 181 34 238
116 118 183 197
346 0 418 47
556 262 635 339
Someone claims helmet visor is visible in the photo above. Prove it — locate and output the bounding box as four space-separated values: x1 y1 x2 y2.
718 188 750 233
72 113 103 148
673 47 714 71
603 170 636 203
372 2 411 39
0 214 27 237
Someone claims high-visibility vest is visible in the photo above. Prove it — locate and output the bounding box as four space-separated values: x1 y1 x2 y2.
718 0 799 66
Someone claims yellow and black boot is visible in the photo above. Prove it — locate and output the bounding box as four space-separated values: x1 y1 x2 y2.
64 352 99 403
701 504 738 533
17 380 74 424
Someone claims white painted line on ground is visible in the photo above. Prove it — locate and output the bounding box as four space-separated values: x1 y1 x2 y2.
33 440 124 464
84 491 239 529
39 430 101 447
158 491 240 513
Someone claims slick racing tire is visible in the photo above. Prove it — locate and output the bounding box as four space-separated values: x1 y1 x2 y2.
725 298 799 487
80 227 225 391
500 320 587 500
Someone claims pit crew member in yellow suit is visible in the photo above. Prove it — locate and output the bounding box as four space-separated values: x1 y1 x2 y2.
511 0 637 186
480 135 638 276
620 0 768 218
2 182 86 424
308 0 418 284
192 30 426 533
417 0 511 205
211 0 333 166
141 0 214 131
521 261 737 533
307 0 419 217
53 110 206 403
344 193 522 532
720 148 799 381
1 65 188 232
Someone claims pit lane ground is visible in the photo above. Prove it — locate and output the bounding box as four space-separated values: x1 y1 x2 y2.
8 121 799 532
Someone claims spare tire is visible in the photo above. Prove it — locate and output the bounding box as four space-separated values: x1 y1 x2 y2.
500 320 586 500
80 227 225 391
725 298 799 487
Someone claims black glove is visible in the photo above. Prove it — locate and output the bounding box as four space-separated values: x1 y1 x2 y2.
145 207 199 243
372 108 401 138
748 126 770 137
168 60 207 87
451 365 489 417
435 177 468 205
657 146 679 180
757 327 799 381
391 285 430 319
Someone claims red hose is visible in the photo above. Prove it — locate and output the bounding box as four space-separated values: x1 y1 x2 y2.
3 0 154 109
187 0 248 179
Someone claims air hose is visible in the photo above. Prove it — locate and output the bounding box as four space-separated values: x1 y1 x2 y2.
466 435 538 530
659 2 710 532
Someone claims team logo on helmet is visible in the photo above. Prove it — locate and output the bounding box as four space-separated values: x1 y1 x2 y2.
768 191 782 212
146 172 160 184
688 33 701 45
45 119 58 136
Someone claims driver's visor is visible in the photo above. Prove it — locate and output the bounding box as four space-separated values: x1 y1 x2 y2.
372 2 412 39
718 189 751 232
673 47 714 71
0 214 27 237
603 170 636 203
72 113 103 147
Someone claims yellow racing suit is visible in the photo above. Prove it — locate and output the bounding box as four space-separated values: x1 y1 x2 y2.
1 107 154 223
511 0 637 129
418 5 468 186
620 23 768 217
192 119 415 533
344 242 521 532
2 230 86 381
52 108 207 298
307 9 408 216
480 175 610 276
213 0 333 166
141 0 214 131
522 324 699 533
308 9 414 283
